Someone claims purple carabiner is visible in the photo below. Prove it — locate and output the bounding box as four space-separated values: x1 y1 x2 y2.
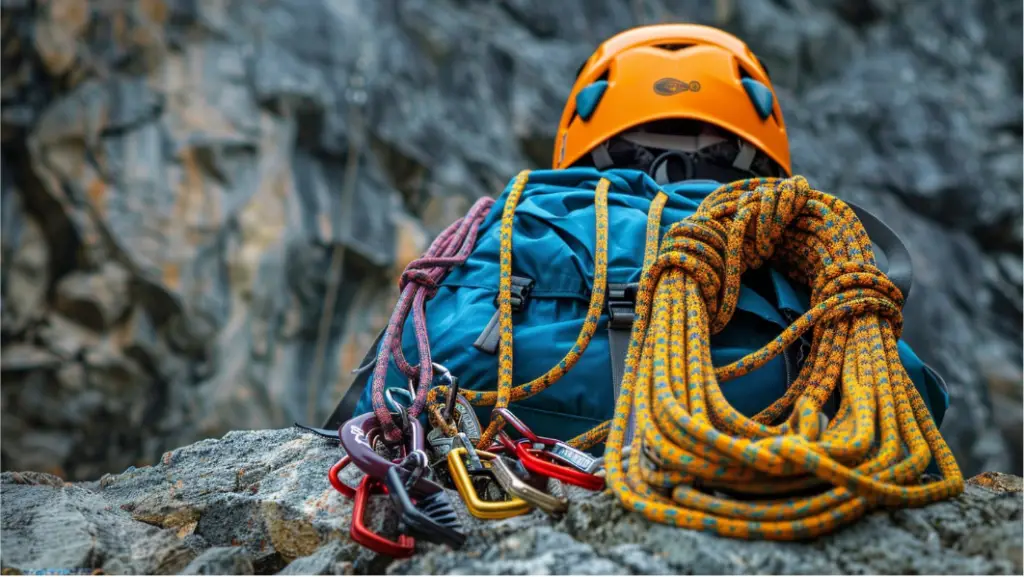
338 412 444 496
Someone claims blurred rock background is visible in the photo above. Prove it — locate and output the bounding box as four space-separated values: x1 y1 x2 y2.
0 0 1020 482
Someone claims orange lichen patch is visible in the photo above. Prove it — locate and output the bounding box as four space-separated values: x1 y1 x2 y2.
130 498 201 530
176 520 198 539
968 472 1023 494
7 472 68 487
162 262 181 292
169 478 186 499
303 488 339 516
392 213 429 281
261 501 324 562
86 175 106 214
139 0 169 24
161 451 175 466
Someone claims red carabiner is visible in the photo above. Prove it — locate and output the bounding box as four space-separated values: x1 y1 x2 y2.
329 425 387 498
350 475 416 558
329 455 357 498
499 432 605 491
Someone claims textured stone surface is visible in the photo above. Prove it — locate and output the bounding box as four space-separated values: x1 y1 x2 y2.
0 429 1021 575
0 0 1020 481
180 547 255 576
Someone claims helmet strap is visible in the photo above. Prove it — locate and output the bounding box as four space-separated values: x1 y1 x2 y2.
731 141 756 172
648 149 758 185
591 142 615 170
586 133 768 184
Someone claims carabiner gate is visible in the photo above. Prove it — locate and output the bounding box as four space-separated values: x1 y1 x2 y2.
447 447 532 519
495 431 605 492
350 475 415 558
490 454 569 516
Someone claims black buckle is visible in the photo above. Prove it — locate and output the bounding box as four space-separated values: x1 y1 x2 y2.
474 276 535 354
492 276 535 310
606 283 638 330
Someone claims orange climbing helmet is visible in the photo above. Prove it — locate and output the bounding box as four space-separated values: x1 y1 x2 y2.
553 24 791 177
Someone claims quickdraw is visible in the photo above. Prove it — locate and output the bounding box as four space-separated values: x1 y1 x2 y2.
322 370 576 553
492 408 603 475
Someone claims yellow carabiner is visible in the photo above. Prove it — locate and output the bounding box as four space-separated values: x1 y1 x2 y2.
447 448 532 519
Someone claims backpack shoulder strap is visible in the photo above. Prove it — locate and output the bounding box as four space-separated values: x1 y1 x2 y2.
846 200 914 299
322 327 386 430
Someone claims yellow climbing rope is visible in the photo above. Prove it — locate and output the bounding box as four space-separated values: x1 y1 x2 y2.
426 170 614 449
602 175 964 540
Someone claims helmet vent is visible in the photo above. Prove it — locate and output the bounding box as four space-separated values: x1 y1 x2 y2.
653 43 695 52
569 69 610 127
737 63 779 125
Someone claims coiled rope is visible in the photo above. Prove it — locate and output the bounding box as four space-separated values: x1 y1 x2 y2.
602 175 964 539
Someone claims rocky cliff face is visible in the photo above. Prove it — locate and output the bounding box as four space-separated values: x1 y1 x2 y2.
1 428 1022 575
1 0 1021 481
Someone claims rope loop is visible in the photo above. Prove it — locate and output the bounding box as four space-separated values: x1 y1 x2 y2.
399 268 441 299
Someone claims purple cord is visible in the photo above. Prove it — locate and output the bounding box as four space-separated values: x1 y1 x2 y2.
370 197 495 442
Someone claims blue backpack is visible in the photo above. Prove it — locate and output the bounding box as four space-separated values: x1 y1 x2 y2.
327 168 949 452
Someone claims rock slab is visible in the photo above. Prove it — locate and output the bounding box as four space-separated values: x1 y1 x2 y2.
0 428 1020 575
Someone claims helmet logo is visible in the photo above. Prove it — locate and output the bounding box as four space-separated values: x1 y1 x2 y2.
653 78 701 95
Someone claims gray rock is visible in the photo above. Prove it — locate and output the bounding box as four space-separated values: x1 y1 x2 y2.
54 261 132 331
275 541 354 575
0 429 1020 576
0 472 195 575
180 547 254 575
0 175 49 337
0 0 1019 483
